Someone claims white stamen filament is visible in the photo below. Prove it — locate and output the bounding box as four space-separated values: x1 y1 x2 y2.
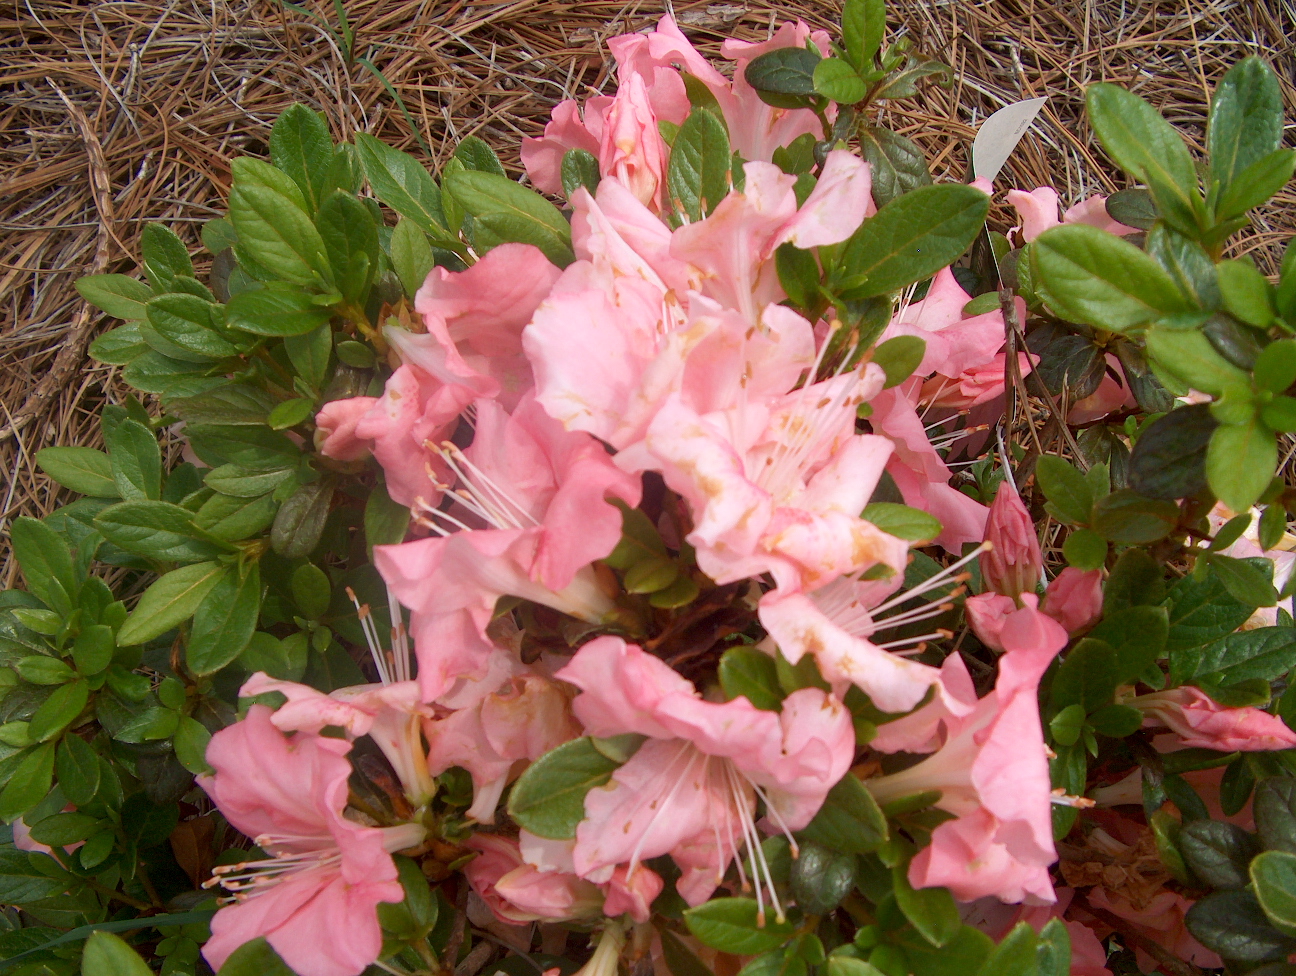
431 441 539 531
869 544 990 617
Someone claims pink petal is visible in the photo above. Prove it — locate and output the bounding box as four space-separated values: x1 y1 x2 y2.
1006 187 1061 243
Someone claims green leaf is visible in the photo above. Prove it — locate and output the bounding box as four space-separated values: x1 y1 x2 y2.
1206 552 1278 607
1049 704 1085 747
453 134 506 176
193 492 279 542
839 184 989 298
685 898 799 954
743 47 821 109
861 502 939 543
291 563 331 620
895 925 993 976
1050 638 1120 712
1252 849 1296 938
113 706 179 743
813 58 866 104
1207 419 1277 513
1217 148 1296 220
1163 562 1253 654
1255 339 1296 394
1145 223 1220 309
269 104 334 211
871 335 926 389
28 679 88 742
974 922 1037 976
240 631 307 682
29 812 101 848
390 218 434 299
106 419 161 502
1181 818 1260 889
856 127 931 208
284 325 332 391
230 159 332 288
376 855 440 940
1032 224 1192 331
81 931 153 976
1185 889 1296 963
1145 324 1249 398
799 773 887 854
661 929 715 976
1062 528 1107 571
116 561 225 646
225 282 334 337
10 517 76 615
140 223 194 290
93 500 226 562
89 323 148 365
145 293 240 362
445 169 574 266
1218 258 1276 328
789 841 855 915
186 423 299 470
1256 777 1296 854
1209 57 1284 203
1127 404 1217 500
1091 489 1180 544
316 190 378 302
354 133 448 239
667 108 732 222
718 647 783 711
187 564 260 675
560 148 601 198
874 57 952 101
1034 455 1092 525
271 481 333 559
842 0 886 70
35 447 117 498
55 734 100 806
506 737 620 839
1086 83 1201 231
1187 626 1296 685
173 716 213 776
121 351 219 397
0 743 55 822
75 275 151 320
0 849 65 903
1087 703 1142 738
17 656 75 685
893 866 959 947
267 398 314 431
1035 918 1071 976
1104 188 1158 231
1087 605 1169 684
363 482 409 553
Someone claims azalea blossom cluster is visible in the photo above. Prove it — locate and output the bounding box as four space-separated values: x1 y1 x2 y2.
181 16 1296 976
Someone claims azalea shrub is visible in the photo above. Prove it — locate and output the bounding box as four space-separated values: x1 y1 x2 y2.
5 0 1296 974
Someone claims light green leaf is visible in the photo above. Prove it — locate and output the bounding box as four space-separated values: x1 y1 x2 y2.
1207 419 1277 513
445 169 574 267
75 275 151 320
116 561 226 646
354 133 449 239
666 108 732 222
813 58 867 105
225 283 334 337
36 447 118 498
506 737 620 839
187 563 261 675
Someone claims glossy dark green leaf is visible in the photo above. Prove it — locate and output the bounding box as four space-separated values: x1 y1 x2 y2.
666 108 731 221
1127 404 1217 501
1186 889 1296 962
1034 454 1093 526
55 734 101 806
1218 258 1277 328
790 842 856 915
1145 324 1249 398
1181 818 1261 889
186 423 300 470
1257 778 1296 854
1252 849 1296 937
797 772 887 854
1206 552 1279 607
81 930 154 976
718 646 783 711
1145 223 1220 309
892 865 959 947
507 737 620 839
173 715 213 776
1104 187 1158 230
973 921 1036 976
215 937 296 975
284 324 332 391
1035 918 1071 976
857 127 930 207
1022 323 1106 401
145 293 239 362
1218 148 1296 220
1050 638 1120 713
94 500 226 562
271 480 333 559
840 184 988 298
743 47 821 108
1091 489 1179 544
560 148 601 198
1087 605 1169 684
390 217 435 299
874 57 952 100
28 679 89 742
0 743 55 822
871 335 927 389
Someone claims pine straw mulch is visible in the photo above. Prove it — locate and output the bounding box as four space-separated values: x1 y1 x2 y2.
1 0 1295 582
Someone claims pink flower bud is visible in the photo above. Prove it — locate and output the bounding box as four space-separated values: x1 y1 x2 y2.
980 481 1042 599
1041 568 1103 635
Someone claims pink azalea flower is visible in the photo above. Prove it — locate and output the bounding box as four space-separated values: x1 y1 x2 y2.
963 591 1021 651
640 367 910 592
644 17 829 162
962 888 1113 976
521 97 613 197
876 267 1019 379
424 671 582 822
374 395 641 699
918 352 1037 412
556 636 854 915
199 706 424 976
866 382 990 553
863 604 1069 905
1125 686 1296 751
1087 889 1221 973
598 73 670 210
1040 567 1103 635
980 480 1043 600
757 546 987 713
1005 187 1138 243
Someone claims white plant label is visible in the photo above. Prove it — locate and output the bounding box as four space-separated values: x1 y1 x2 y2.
972 96 1049 184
